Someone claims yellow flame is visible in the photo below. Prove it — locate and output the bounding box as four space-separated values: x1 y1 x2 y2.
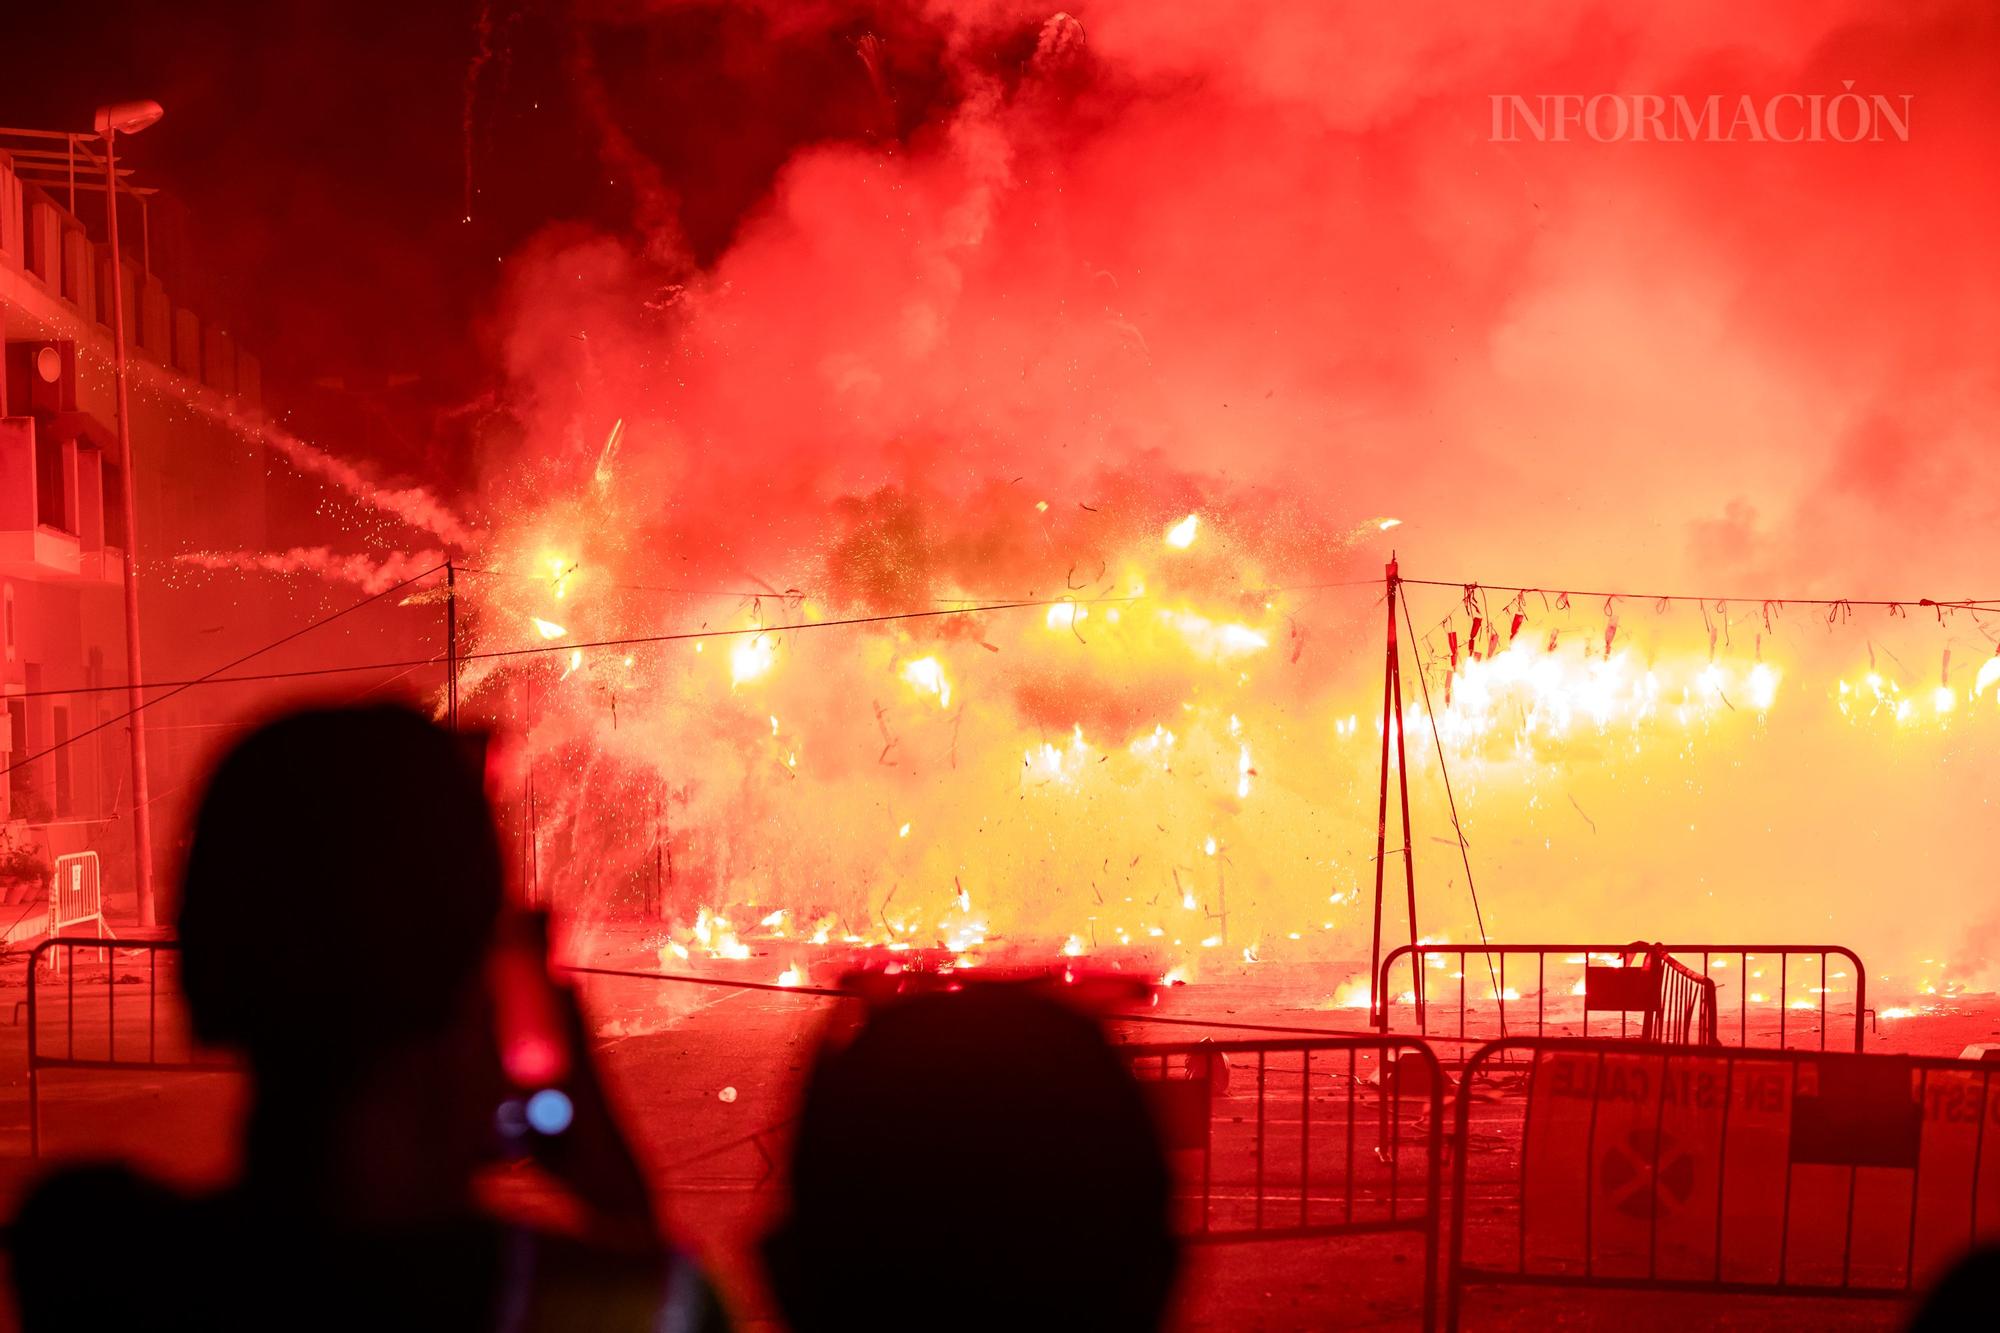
1047 602 1087 630
732 635 775 686
1975 656 2000 699
902 656 951 708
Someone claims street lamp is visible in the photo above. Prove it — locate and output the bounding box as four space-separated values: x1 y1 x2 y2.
95 98 163 927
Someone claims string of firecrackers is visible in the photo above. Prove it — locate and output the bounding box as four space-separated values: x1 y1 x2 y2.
1399 575 2000 718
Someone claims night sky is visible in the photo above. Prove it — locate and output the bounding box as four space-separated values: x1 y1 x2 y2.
0 1 965 476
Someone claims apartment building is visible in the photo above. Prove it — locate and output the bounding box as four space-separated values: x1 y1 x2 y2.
0 134 272 907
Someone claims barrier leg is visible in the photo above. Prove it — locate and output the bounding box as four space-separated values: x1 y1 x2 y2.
1423 1077 1443 1331
26 948 39 1157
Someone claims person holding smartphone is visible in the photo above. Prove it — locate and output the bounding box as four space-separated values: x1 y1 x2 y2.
11 704 726 1332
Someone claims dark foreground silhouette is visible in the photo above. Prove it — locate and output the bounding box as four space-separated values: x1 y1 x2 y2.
11 705 719 1332
766 984 1180 1332
1912 1244 2000 1329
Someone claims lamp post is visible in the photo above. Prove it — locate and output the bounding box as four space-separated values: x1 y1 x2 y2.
95 99 163 928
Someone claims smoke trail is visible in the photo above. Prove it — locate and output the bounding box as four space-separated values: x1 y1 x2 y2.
256 428 477 550
177 547 449 594
123 354 477 548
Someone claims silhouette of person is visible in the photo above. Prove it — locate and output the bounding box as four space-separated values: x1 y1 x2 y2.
764 985 1179 1332
1912 1244 2000 1330
11 704 722 1331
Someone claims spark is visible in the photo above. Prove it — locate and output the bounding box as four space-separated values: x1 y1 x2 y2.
902 656 951 707
1976 656 2000 698
732 635 775 685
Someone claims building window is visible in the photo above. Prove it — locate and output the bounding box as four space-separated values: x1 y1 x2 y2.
21 199 45 281
34 437 71 534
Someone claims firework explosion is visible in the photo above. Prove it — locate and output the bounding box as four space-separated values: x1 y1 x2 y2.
174 2 2000 994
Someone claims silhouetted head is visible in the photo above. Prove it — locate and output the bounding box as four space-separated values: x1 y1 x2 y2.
178 705 503 1082
766 985 1179 1332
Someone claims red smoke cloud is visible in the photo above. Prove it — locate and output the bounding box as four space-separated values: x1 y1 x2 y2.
454 2 1998 985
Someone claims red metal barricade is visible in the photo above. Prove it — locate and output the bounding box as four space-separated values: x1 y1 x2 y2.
1446 1037 2000 1329
25 937 230 1156
1125 1035 1445 1328
1375 942 1864 1052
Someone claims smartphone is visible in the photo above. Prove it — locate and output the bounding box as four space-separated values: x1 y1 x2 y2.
490 909 576 1147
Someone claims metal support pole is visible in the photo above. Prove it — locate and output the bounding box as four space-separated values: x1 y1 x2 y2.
1370 555 1422 1027
1371 558 1397 1025
445 562 458 731
104 127 157 928
1391 610 1423 1023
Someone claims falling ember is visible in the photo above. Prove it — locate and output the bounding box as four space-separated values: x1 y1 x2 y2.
532 617 567 640
775 964 805 988
1163 513 1200 549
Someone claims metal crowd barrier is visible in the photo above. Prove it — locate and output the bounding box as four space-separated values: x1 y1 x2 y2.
1374 942 1866 1052
1445 1037 2000 1329
1125 1035 1444 1329
26 936 229 1156
1647 950 1717 1046
44 852 113 973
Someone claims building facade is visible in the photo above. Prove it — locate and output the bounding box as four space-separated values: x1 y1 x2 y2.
0 138 273 919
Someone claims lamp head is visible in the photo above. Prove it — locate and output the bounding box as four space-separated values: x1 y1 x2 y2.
94 101 164 136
